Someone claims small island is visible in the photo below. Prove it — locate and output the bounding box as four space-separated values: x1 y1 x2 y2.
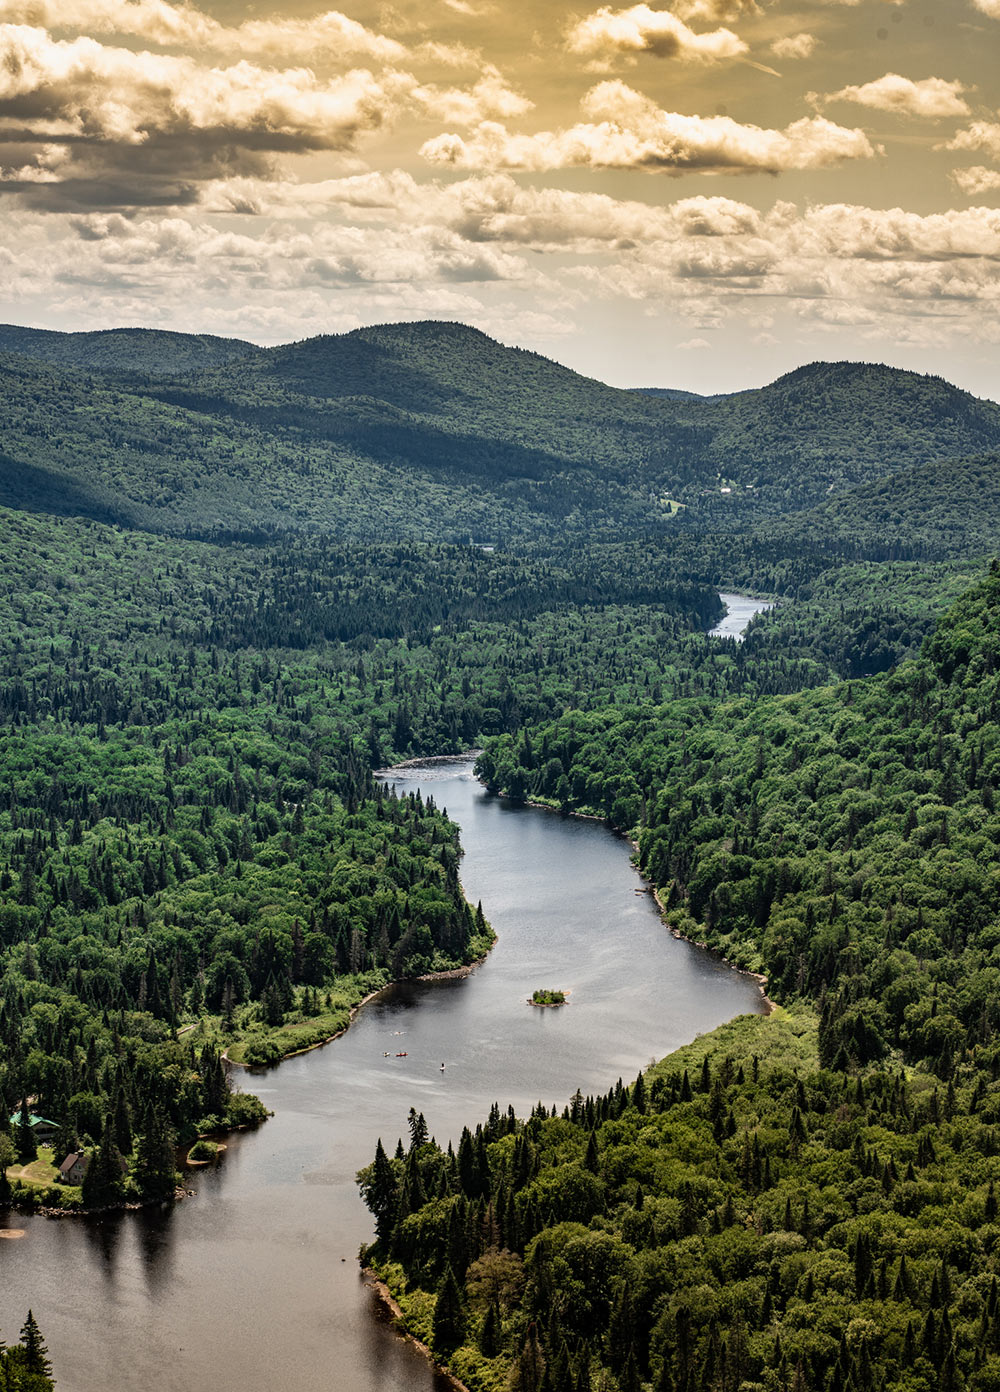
529 988 567 1007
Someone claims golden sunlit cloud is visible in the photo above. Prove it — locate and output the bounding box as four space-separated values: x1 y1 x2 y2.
0 26 397 146
771 33 816 60
421 82 878 174
817 74 971 120
0 20 527 207
0 0 997 394
0 1 478 66
952 165 1000 194
944 120 1000 161
565 5 747 67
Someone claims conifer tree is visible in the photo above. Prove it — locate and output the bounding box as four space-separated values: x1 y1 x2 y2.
432 1263 466 1355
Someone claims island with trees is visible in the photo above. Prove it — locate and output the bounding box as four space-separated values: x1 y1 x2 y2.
530 990 567 1007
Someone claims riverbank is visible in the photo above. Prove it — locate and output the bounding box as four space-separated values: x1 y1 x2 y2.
225 948 494 1071
651 883 776 1016
363 1270 472 1392
492 774 776 1017
377 751 483 774
6 750 769 1392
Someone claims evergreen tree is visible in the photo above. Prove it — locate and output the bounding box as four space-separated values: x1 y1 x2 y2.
431 1263 466 1355
19 1310 52 1378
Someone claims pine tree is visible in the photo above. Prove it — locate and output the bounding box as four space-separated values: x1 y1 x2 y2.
479 1299 501 1357
19 1310 52 1378
133 1105 177 1201
432 1263 466 1355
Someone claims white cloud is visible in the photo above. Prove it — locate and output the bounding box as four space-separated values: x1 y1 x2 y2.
421 82 878 174
0 0 220 46
565 4 747 66
404 66 533 124
0 1 416 63
771 33 816 60
6 188 1000 364
819 73 971 119
971 0 1000 17
943 120 1000 161
672 0 757 19
0 22 531 207
951 165 1000 195
0 26 398 148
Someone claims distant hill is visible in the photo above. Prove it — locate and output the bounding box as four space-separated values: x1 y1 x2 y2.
149 320 681 482
0 322 998 541
0 324 259 375
679 360 1000 522
630 386 713 401
766 449 1000 561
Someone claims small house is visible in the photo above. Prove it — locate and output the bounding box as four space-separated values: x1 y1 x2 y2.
58 1152 89 1184
9 1112 59 1145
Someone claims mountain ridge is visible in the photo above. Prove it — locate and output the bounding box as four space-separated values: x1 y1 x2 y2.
0 318 997 541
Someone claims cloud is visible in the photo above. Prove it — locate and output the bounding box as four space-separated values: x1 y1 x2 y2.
565 4 747 66
970 0 1000 16
404 66 533 124
0 1 416 63
0 0 220 46
0 27 397 146
952 165 1000 195
672 0 758 19
5 187 1000 364
0 22 527 207
943 120 1000 161
421 82 879 174
771 33 816 60
818 73 971 119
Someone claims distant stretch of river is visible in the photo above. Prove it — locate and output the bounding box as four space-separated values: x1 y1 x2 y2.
709 591 774 640
0 721 768 1390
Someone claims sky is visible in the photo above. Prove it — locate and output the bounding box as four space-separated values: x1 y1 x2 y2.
0 0 999 395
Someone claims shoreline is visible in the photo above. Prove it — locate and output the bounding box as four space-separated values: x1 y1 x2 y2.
487 777 777 1018
649 880 776 1016
225 949 493 1071
362 1269 472 1392
376 750 483 774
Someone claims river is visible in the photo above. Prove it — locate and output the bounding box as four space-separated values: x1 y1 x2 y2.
709 591 773 640
0 754 768 1391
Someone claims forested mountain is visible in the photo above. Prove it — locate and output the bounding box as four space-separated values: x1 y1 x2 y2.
766 451 1000 562
0 324 258 376
683 362 1000 520
0 321 997 543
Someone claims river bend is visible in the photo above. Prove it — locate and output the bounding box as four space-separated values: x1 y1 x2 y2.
0 763 767 1390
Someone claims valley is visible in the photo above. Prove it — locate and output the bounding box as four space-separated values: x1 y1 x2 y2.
0 321 998 1392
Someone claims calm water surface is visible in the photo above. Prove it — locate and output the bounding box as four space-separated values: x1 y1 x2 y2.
709 592 774 640
0 761 765 1392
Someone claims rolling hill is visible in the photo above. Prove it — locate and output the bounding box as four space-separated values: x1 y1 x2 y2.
0 320 997 542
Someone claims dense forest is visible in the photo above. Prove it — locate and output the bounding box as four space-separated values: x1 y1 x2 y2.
2 320 1000 1392
2 321 998 543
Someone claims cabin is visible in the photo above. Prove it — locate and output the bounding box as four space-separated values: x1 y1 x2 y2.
9 1112 59 1145
58 1152 89 1184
